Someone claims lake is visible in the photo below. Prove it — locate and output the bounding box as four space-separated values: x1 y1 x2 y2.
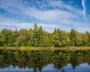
0 49 90 72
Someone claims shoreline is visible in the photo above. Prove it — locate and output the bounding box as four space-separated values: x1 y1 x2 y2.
0 47 90 50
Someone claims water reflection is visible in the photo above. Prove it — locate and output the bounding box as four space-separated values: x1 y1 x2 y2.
0 49 90 72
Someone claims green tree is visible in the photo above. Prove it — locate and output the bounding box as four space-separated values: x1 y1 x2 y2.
15 29 28 47
47 32 53 47
33 23 38 47
60 31 70 47
74 31 82 47
69 29 76 46
0 29 12 47
82 33 88 46
28 29 34 47
10 29 18 46
53 29 61 47
40 31 49 47
0 23 90 47
37 26 43 47
0 32 2 46
86 31 90 46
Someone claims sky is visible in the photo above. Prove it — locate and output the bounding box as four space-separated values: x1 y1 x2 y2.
0 0 90 33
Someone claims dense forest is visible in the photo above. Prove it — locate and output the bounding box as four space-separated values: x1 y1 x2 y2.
0 23 90 47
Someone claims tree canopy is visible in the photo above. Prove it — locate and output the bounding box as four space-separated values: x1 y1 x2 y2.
0 23 90 47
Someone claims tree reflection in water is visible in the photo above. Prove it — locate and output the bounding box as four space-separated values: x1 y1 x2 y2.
0 49 90 72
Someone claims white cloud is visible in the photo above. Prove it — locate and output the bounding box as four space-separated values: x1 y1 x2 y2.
25 9 73 21
0 0 83 22
0 22 11 26
0 0 84 25
0 0 88 33
23 8 83 26
49 1 83 14
82 0 86 19
0 21 89 33
0 22 55 32
38 24 55 28
61 20 85 25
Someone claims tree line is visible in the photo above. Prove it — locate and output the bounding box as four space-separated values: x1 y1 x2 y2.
0 23 90 47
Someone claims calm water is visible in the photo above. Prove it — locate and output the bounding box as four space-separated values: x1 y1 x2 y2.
0 49 90 72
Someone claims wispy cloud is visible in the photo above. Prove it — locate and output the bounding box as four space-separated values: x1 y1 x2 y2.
48 1 82 14
82 0 86 19
0 0 89 33
0 22 55 32
0 0 84 24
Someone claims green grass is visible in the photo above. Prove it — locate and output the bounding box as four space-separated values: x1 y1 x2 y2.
0 47 90 50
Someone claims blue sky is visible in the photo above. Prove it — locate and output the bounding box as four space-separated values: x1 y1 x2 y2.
0 0 90 33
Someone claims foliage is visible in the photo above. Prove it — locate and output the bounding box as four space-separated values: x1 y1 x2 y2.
0 23 90 47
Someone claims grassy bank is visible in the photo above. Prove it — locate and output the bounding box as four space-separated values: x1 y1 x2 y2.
0 47 90 50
